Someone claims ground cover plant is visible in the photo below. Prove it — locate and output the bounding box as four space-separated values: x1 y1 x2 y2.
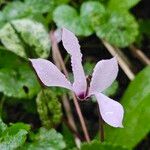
0 0 150 149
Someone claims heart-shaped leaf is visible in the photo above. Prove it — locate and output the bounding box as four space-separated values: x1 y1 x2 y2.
93 11 139 47
53 5 93 36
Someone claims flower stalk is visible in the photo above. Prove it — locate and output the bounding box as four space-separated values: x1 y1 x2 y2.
50 31 90 142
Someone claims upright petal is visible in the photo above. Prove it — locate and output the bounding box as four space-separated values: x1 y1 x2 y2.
95 93 124 128
62 28 87 96
89 57 118 95
30 58 72 90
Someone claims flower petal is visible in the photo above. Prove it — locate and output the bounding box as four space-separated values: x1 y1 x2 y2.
89 57 118 95
30 58 72 90
95 93 124 128
62 28 87 96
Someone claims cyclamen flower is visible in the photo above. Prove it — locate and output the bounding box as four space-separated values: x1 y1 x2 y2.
30 28 124 128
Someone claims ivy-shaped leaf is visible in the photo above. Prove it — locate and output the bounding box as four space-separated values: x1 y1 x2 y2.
0 121 30 150
53 5 93 36
93 11 139 47
36 89 62 129
0 19 51 58
22 128 66 150
105 66 150 149
81 140 128 150
0 50 40 98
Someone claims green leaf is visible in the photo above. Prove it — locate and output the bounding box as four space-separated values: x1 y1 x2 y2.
80 1 105 30
25 0 54 14
0 11 6 28
2 1 30 21
2 1 47 25
62 124 75 149
22 128 66 150
53 5 93 36
0 19 51 58
0 50 40 98
0 122 30 150
12 19 51 58
94 11 139 47
25 0 69 15
36 89 62 128
104 66 150 149
108 0 141 11
25 0 69 14
81 140 128 150
0 118 7 136
0 23 26 57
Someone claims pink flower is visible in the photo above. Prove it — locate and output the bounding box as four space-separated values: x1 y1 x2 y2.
30 28 124 128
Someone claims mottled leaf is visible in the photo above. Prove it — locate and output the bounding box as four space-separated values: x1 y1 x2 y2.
80 1 105 30
93 11 139 47
0 23 26 58
0 19 51 58
25 0 69 14
53 5 93 36
11 19 51 58
22 128 66 150
0 122 30 150
2 1 30 21
36 89 62 128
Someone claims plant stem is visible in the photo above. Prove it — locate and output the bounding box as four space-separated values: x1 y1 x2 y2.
50 31 90 142
102 40 135 80
72 94 90 142
99 111 104 142
129 45 150 65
